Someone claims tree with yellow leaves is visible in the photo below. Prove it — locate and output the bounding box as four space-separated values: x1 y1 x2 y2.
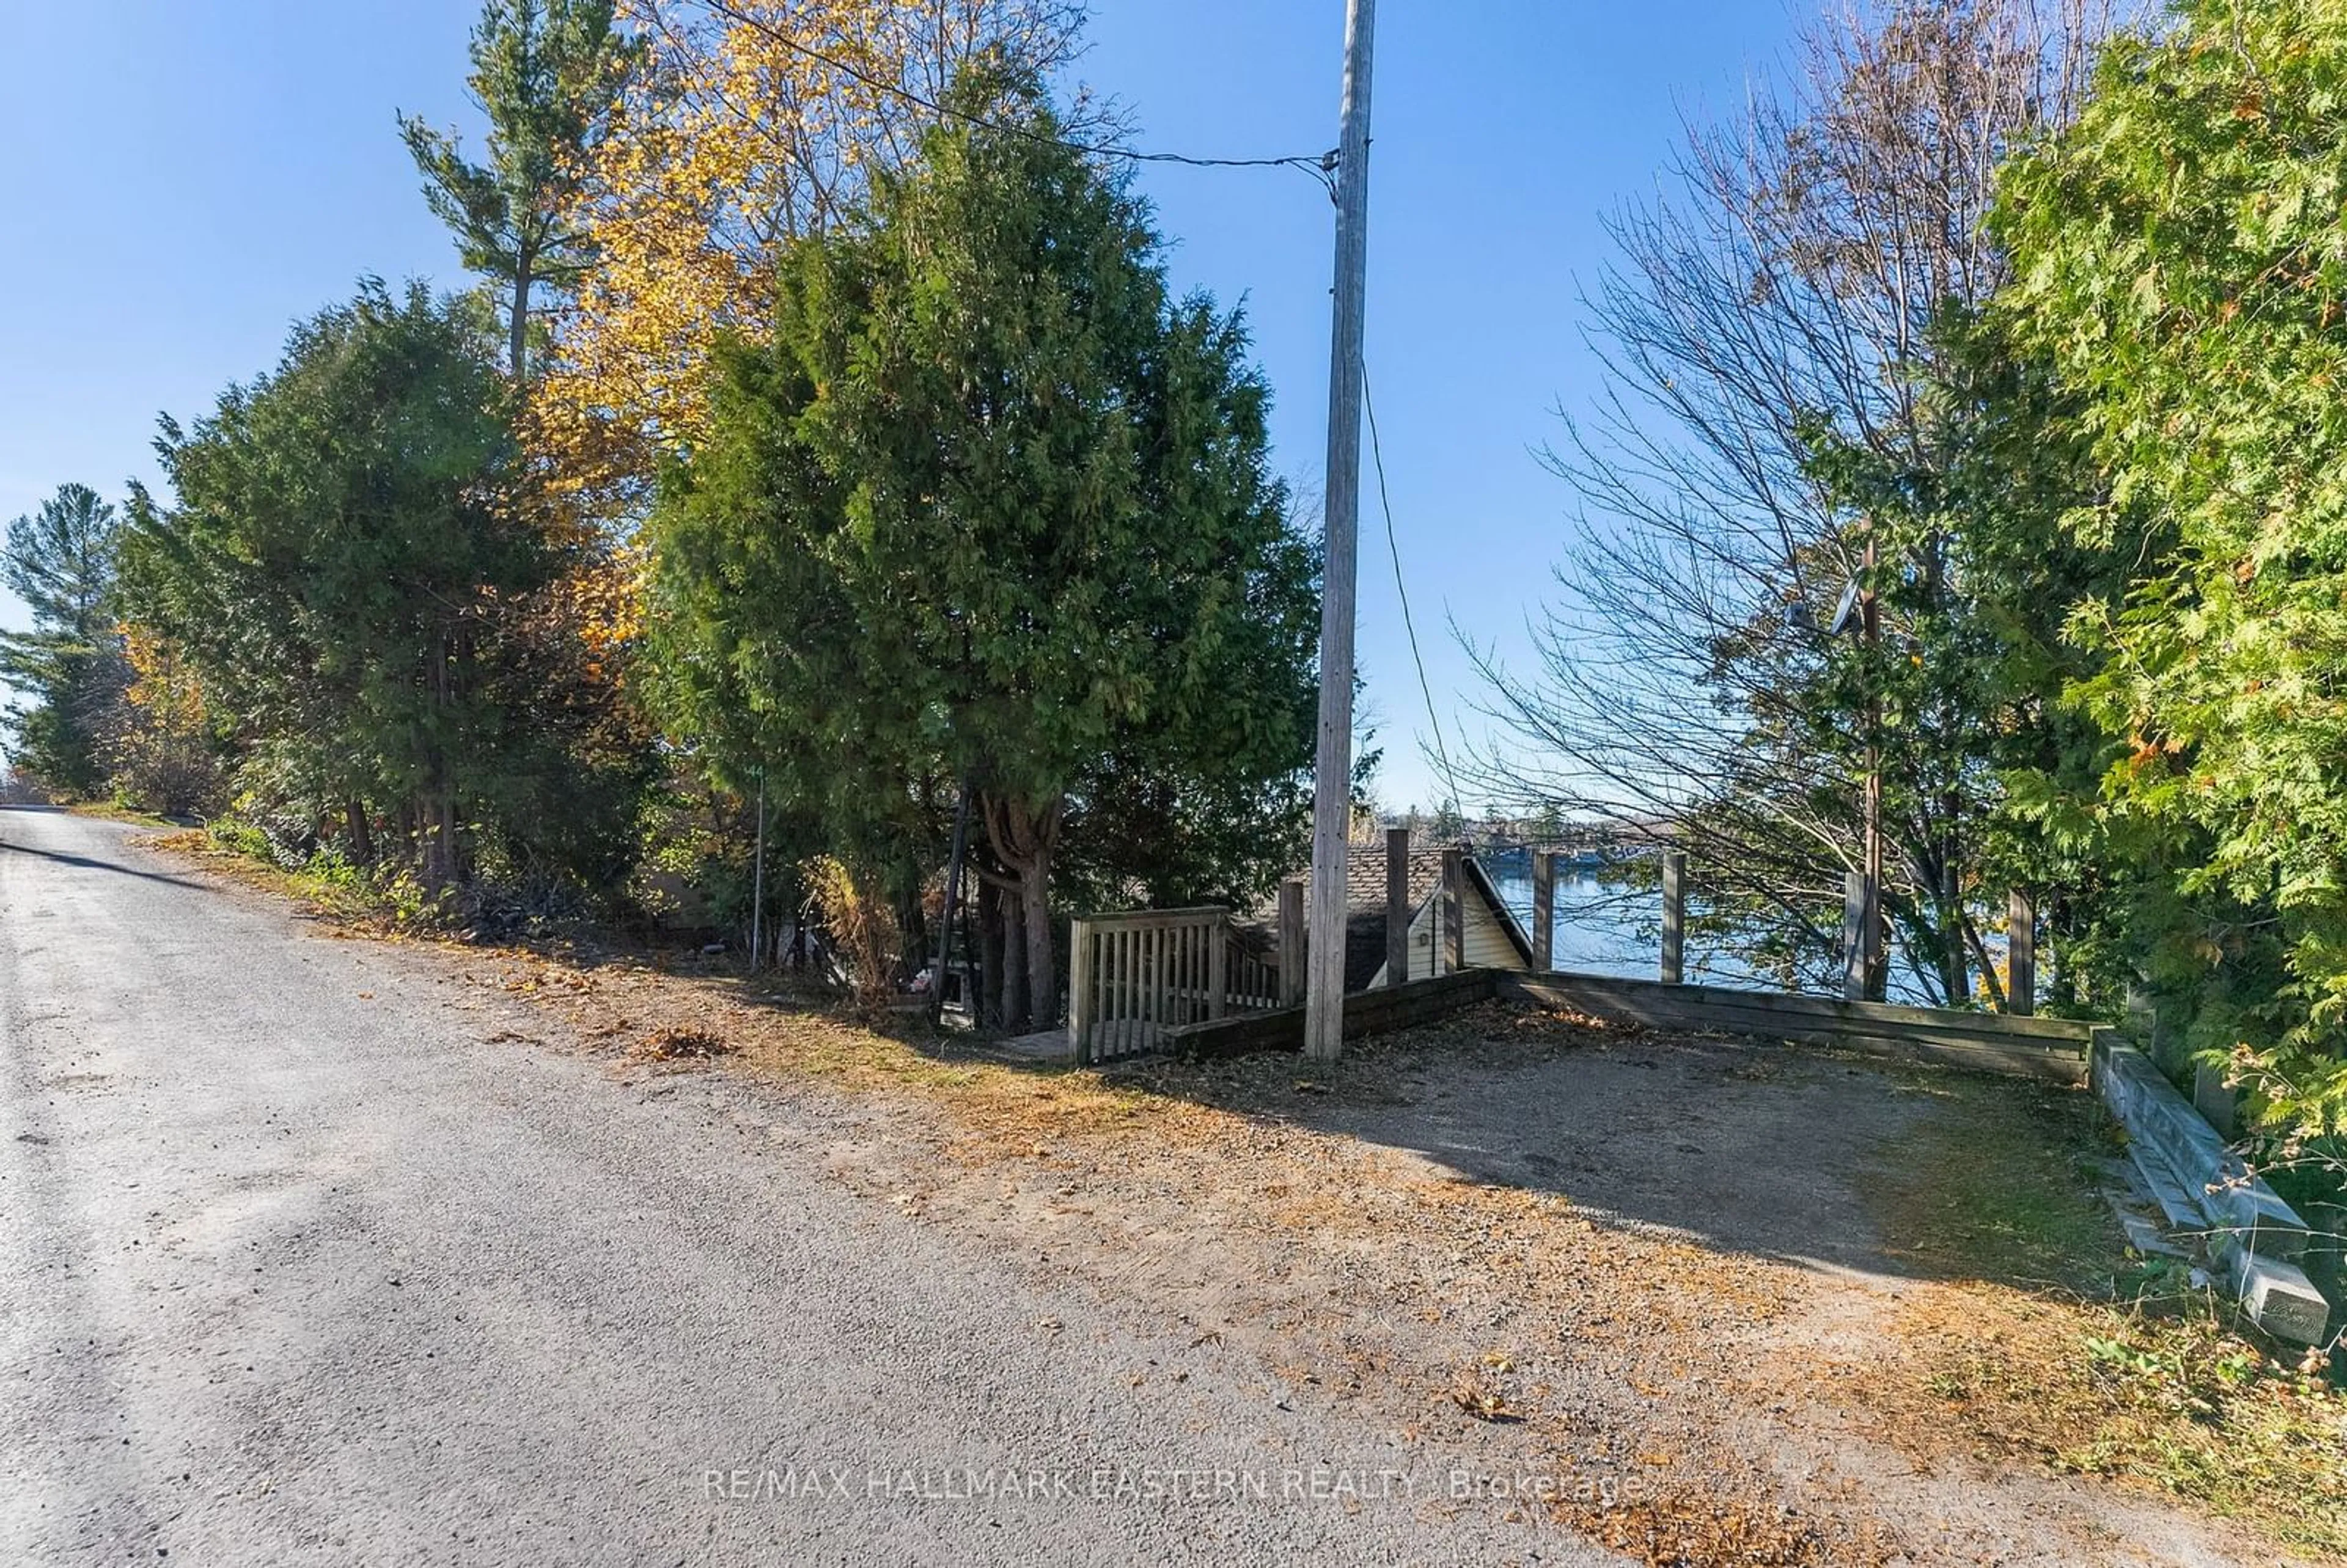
537 0 1089 502
104 626 222 819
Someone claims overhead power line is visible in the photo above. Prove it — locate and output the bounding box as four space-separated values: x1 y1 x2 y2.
697 1 1337 193
1364 366 1463 816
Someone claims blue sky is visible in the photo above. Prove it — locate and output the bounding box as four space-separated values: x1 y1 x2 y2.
0 0 1794 813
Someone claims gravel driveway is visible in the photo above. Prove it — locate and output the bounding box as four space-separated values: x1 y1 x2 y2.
0 807 1611 1567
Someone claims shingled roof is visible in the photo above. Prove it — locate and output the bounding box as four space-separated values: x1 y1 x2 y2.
1242 843 1529 993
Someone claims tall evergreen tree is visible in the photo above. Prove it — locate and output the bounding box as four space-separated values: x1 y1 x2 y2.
648 76 1318 1026
122 282 559 890
1996 0 2347 1135
0 483 124 797
400 0 634 379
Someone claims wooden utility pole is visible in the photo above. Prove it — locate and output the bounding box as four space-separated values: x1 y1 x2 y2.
1304 0 1377 1063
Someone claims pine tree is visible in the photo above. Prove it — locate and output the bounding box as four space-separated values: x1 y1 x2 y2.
400 0 634 379
122 282 556 890
0 483 124 797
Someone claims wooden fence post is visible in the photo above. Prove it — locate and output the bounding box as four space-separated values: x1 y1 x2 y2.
1386 827 1410 987
1276 881 1303 1008
1068 918 1094 1064
1661 850 1686 986
1532 849 1555 972
1441 847 1466 975
2007 888 2035 1017
1842 871 1868 1002
1210 910 1232 1019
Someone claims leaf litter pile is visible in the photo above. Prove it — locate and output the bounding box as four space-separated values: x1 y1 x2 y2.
626 1024 735 1064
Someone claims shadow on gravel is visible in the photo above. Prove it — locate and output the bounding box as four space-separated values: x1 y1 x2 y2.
608 962 2129 1297
0 834 221 893
1091 1005 2129 1295
218 870 2128 1302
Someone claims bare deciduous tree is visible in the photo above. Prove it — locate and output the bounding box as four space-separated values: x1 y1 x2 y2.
1462 0 2113 1002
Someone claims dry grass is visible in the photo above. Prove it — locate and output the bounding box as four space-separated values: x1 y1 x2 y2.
1876 1284 2347 1556
66 801 182 828
1812 1061 2347 1558
1559 1474 1898 1568
143 826 421 930
1864 1068 2124 1292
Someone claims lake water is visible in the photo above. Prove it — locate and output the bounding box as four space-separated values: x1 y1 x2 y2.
1478 844 1960 1003
1480 844 1674 982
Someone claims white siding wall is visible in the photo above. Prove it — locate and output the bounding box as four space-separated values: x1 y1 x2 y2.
1461 891 1527 972
1368 886 1526 987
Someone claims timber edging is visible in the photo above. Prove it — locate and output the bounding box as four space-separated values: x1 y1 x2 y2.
1157 970 1497 1058
1503 972 2095 1086
1155 965 2097 1085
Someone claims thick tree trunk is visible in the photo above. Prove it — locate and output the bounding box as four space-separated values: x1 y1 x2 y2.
344 799 374 867
983 795 1062 1033
977 881 1005 1028
1940 855 1967 1005
1021 846 1056 1027
999 880 1028 1031
420 786 459 893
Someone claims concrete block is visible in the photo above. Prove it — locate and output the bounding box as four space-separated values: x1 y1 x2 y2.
2192 1062 2239 1138
2205 1168 2312 1262
2098 1042 2338 1335
2117 1212 2187 1259
2097 1044 2313 1260
2126 1143 2209 1233
2227 1247 2333 1346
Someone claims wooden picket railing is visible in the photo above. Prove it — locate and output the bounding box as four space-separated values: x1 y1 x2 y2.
1067 906 1285 1063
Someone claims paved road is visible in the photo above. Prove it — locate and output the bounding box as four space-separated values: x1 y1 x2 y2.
0 808 1601 1567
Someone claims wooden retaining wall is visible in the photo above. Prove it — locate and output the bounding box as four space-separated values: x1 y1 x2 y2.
1158 971 1499 1058
1503 972 2098 1085
1153 965 2096 1085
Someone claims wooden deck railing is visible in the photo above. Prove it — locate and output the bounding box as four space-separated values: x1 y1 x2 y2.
1067 906 1284 1063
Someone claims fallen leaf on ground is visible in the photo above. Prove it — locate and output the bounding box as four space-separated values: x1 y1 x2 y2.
627 1025 735 1062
